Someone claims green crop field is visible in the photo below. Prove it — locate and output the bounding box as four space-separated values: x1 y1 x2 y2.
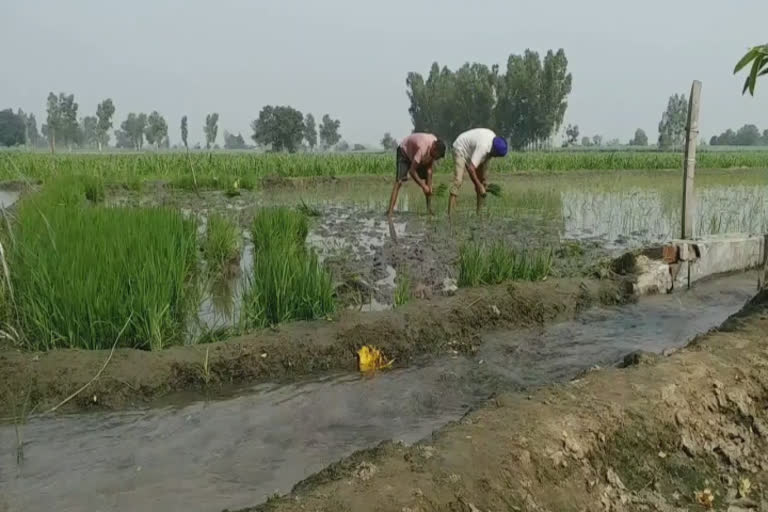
1 150 767 189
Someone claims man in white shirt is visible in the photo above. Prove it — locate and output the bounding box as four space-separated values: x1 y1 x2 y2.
448 128 508 215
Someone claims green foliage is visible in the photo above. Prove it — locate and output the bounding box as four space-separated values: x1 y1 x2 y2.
144 111 168 149
204 113 219 149
181 115 189 149
629 128 648 146
304 113 318 150
565 124 579 146
0 109 26 147
318 114 341 149
734 44 768 96
120 113 148 150
203 214 241 275
657 94 688 150
381 132 398 151
251 105 305 153
95 99 115 151
407 49 572 149
4 151 768 189
223 130 247 149
45 92 79 151
8 177 198 351
80 116 98 149
458 242 552 287
241 207 334 328
393 271 411 307
710 124 765 146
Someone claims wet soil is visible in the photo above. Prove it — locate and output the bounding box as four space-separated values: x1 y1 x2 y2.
0 273 754 512
225 286 768 512
0 278 631 416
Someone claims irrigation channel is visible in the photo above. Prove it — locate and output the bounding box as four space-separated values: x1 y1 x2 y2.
0 271 758 512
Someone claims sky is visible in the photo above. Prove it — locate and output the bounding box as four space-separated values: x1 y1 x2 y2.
2 0 767 147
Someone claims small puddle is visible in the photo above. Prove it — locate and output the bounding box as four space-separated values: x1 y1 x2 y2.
0 273 757 512
0 189 20 208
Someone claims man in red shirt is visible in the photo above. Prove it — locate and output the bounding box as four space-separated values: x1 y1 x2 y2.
386 133 447 217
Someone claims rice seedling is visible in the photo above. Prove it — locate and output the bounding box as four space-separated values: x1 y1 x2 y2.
297 198 321 217
241 207 334 328
393 271 412 307
433 183 448 197
251 206 309 250
7 179 199 351
202 214 241 276
486 183 502 197
458 241 553 287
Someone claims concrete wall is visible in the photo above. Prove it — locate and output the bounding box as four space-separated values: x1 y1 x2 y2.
623 234 764 295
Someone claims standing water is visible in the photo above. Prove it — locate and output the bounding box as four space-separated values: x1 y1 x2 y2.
0 273 757 512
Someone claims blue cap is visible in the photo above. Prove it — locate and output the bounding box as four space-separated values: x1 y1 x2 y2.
492 136 508 157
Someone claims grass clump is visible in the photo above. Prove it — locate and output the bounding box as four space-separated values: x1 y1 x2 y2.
7 178 198 351
394 271 412 307
202 214 241 275
241 207 334 328
458 241 553 287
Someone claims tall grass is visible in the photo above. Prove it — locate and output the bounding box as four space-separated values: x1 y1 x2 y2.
458 242 553 287
7 177 198 351
2 151 768 190
202 214 241 275
241 207 334 328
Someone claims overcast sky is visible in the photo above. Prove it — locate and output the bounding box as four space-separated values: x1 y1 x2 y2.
2 0 767 147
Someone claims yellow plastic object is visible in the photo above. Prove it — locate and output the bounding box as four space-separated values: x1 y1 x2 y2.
357 345 394 372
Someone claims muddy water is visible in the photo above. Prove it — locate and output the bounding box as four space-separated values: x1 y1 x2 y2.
0 273 757 512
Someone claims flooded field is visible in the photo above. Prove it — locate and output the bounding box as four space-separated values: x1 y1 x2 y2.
0 272 756 512
109 169 768 323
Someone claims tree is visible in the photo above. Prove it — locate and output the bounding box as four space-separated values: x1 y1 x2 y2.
204 113 219 149
0 109 25 147
114 129 132 149
606 138 620 147
565 124 579 146
120 113 147 150
303 113 317 150
592 135 603 147
250 105 305 152
763 129 768 146
406 49 571 150
710 128 737 146
16 109 41 148
381 132 398 150
657 94 688 150
336 140 350 152
45 93 60 152
223 130 247 149
318 114 341 149
735 44 768 96
353 143 366 151
80 116 98 148
581 136 592 147
629 128 648 146
144 111 168 149
181 116 188 149
736 124 761 146
95 99 115 151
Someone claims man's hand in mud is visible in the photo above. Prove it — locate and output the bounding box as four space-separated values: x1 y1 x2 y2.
422 184 432 196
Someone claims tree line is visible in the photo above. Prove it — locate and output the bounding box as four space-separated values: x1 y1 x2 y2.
405 49 572 150
0 92 349 152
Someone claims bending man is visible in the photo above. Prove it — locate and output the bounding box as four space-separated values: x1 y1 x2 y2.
448 128 508 215
387 133 446 217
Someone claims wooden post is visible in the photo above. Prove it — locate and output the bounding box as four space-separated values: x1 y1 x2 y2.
681 80 702 240
761 234 768 290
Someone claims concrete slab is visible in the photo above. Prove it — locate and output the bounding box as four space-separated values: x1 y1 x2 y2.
620 234 764 296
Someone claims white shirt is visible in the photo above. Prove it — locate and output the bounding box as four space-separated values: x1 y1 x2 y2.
453 128 496 168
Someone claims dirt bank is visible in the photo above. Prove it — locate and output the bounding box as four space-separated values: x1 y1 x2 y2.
0 278 630 417
229 290 768 512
